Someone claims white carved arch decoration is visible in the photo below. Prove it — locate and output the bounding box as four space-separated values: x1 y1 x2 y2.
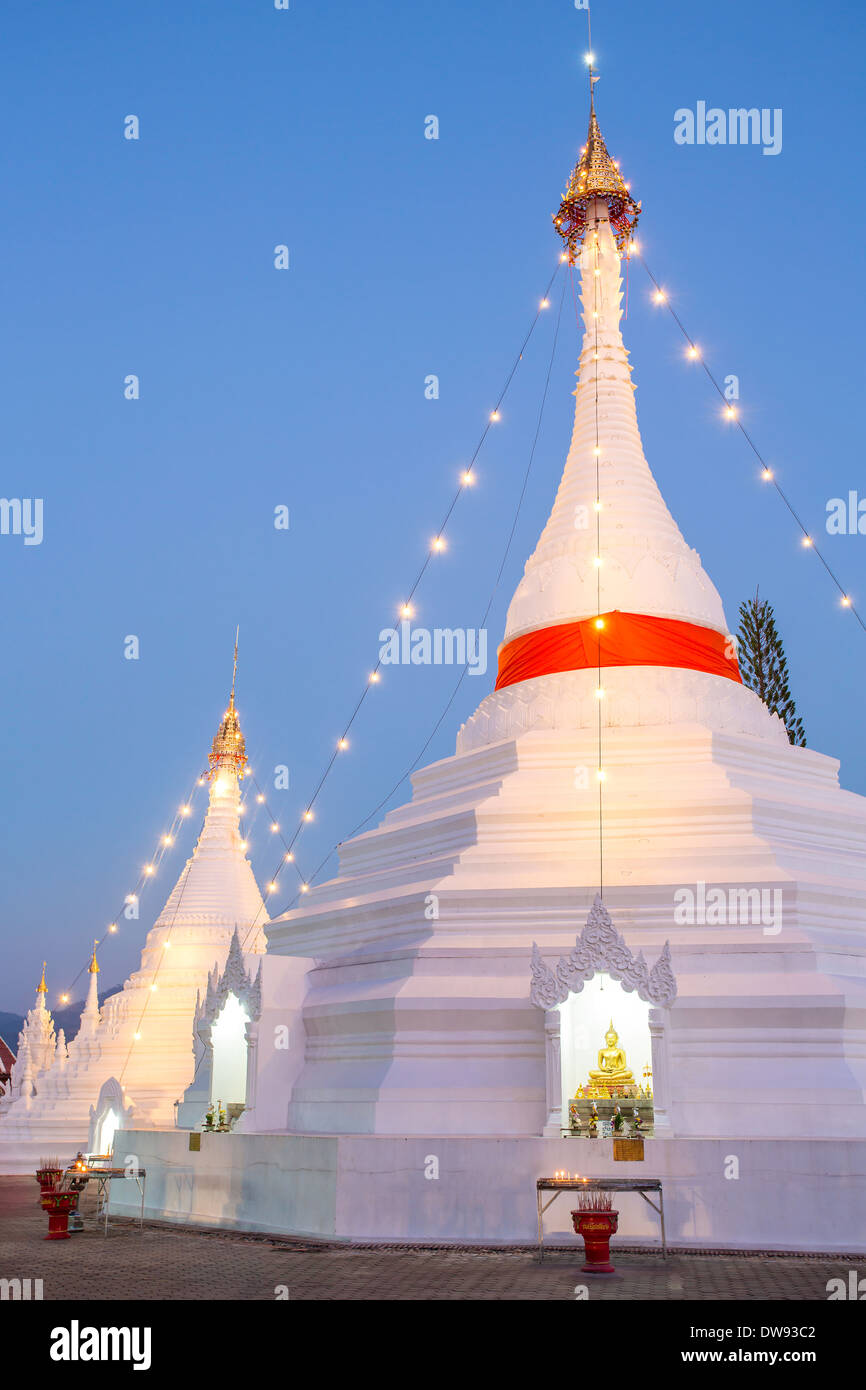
188 927 263 1120
530 895 676 1136
195 926 263 1052
88 1075 135 1155
530 894 677 1010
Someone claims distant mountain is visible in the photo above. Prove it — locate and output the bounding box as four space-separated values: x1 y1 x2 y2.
0 987 122 1050
0 1012 23 1051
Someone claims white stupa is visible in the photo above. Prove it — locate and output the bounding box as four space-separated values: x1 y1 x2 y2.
111 98 866 1250
0 679 268 1173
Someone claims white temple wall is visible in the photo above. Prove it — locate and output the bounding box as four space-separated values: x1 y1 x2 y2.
234 954 312 1135
108 1126 866 1253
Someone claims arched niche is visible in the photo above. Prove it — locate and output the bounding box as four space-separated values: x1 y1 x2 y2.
530 895 677 1136
88 1076 135 1156
178 927 263 1128
210 992 252 1106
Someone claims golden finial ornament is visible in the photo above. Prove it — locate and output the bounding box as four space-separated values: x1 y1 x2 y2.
553 77 640 262
208 627 247 778
37 961 48 994
88 941 100 975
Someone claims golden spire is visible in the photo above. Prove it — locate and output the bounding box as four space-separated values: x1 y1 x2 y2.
36 961 47 994
553 88 640 262
88 941 100 975
230 624 238 710
208 628 247 778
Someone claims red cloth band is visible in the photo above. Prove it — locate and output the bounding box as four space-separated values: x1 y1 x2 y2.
494 610 741 691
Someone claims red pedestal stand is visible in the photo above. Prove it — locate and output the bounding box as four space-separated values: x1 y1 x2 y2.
41 1191 77 1240
572 1209 620 1273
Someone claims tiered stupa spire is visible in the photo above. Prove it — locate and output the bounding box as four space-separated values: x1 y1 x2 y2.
208 630 247 780
553 84 641 261
459 90 783 747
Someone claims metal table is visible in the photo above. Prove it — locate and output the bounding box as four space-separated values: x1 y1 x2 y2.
66 1164 147 1236
536 1177 666 1260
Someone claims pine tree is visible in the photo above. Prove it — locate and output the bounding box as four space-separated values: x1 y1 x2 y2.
736 590 806 746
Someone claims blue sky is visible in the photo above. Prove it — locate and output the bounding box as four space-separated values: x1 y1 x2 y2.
2 0 864 1009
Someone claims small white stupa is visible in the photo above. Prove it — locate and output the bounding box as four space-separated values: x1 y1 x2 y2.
0 964 56 1115
0 670 268 1173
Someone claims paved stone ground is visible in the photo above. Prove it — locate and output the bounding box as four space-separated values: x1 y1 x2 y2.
1 1177 855 1301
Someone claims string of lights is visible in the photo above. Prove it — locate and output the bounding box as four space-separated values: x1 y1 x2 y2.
587 222 607 900
118 262 569 1047
54 768 208 1007
210 260 571 944
243 268 573 924
633 250 861 630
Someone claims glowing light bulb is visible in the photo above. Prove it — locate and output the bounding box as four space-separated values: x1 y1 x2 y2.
461 469 474 486
593 268 600 277
596 769 606 782
595 687 605 699
144 865 154 876
802 536 813 548
285 851 294 862
133 1032 141 1041
338 737 349 750
490 410 500 422
762 468 773 480
304 810 314 822
687 345 699 359
162 835 173 846
593 556 602 568
180 805 191 817
594 500 602 512
559 252 568 263
842 595 852 607
726 405 737 420
593 446 601 456
60 993 69 1004
432 536 446 552
369 671 380 683
540 297 550 308
595 618 605 630
240 839 249 851
593 351 599 360
400 603 413 618
653 289 666 304
300 883 310 893
267 881 277 893
150 984 158 993
270 822 280 833
584 52 594 64
163 941 171 950
630 241 639 255
108 923 117 933
257 793 265 804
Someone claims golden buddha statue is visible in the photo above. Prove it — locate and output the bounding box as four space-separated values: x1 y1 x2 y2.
586 1020 636 1095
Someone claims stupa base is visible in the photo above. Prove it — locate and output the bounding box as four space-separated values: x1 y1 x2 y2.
105 1127 866 1254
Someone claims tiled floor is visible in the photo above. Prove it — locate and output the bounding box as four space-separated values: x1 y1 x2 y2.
1 1177 854 1300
